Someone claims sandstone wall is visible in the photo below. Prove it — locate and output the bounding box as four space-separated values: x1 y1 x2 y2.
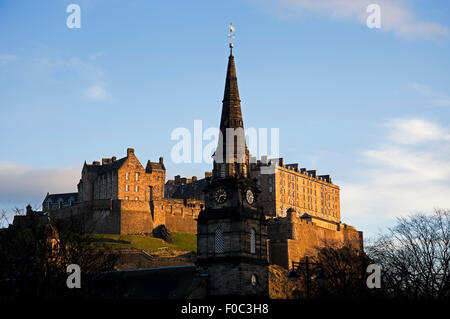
47 198 203 235
268 211 363 269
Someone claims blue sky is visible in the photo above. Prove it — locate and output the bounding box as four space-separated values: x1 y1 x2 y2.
1 0 450 238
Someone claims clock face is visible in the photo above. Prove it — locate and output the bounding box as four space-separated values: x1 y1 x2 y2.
246 189 254 205
214 187 227 204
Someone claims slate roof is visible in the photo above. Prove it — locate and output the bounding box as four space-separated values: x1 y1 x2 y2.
170 178 210 199
85 156 128 174
43 192 78 204
146 160 165 173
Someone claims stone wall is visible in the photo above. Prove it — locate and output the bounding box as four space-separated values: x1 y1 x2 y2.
47 198 202 235
268 210 363 269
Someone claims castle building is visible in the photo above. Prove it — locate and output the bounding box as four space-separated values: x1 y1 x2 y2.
14 27 363 288
250 158 340 224
77 148 165 203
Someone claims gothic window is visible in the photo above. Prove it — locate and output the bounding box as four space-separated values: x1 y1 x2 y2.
135 197 139 201
214 225 224 254
250 228 256 254
125 196 129 200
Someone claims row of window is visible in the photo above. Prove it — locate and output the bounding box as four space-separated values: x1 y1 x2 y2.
125 185 140 192
124 196 139 201
126 172 140 181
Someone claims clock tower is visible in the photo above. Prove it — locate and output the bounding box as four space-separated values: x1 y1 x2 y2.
196 25 269 297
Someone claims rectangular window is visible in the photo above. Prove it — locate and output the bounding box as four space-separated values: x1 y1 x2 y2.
126 172 130 180
125 196 129 200
135 172 139 181
135 185 139 192
126 185 129 192
135 197 139 201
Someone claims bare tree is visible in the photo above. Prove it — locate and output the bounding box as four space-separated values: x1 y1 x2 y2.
0 215 117 299
0 209 10 229
367 209 450 299
309 243 379 299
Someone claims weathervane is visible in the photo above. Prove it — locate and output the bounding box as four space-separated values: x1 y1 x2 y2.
228 23 235 53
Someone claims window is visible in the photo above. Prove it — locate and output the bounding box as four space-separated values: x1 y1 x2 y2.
126 185 129 192
126 172 130 180
250 228 256 254
135 185 139 192
214 225 224 254
135 197 139 201
125 196 129 200
135 172 139 181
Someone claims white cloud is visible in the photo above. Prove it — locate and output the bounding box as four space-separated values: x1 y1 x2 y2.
261 0 449 39
84 83 111 101
0 55 18 66
339 118 450 232
410 82 450 107
385 118 450 145
0 162 80 209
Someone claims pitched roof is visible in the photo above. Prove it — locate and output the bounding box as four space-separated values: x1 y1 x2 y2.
146 160 165 173
84 156 128 174
170 178 210 199
43 192 78 203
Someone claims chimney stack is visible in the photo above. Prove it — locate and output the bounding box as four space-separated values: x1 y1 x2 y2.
127 148 135 156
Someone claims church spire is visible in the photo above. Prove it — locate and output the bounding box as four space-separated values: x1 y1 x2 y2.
213 24 250 179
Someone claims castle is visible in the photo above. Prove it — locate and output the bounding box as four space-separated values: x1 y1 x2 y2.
15 37 363 285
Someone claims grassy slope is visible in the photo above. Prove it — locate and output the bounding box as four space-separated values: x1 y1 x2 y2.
91 233 197 253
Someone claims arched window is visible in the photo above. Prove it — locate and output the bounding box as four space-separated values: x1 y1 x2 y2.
214 225 224 254
250 228 256 254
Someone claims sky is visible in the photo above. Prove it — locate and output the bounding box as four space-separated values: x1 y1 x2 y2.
0 0 449 238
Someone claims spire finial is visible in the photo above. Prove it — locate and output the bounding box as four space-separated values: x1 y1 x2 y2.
228 23 235 55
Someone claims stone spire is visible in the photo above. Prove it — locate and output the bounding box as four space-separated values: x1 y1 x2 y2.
213 26 250 179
